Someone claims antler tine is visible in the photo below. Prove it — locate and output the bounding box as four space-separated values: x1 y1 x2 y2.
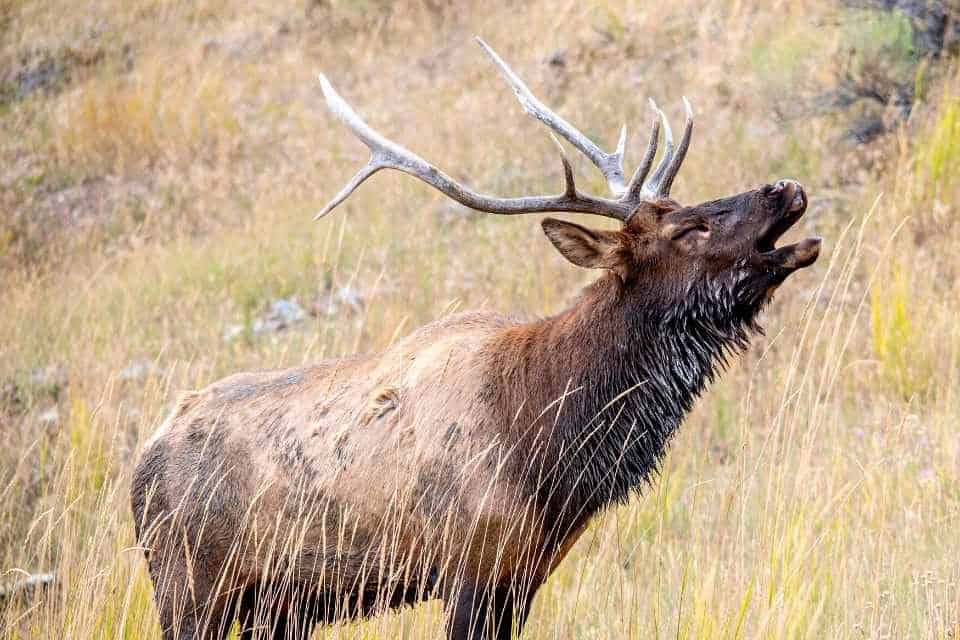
638 98 695 200
615 124 627 161
475 37 627 198
548 133 577 199
642 104 675 199
315 158 380 220
315 74 633 221
622 99 661 203
655 97 694 197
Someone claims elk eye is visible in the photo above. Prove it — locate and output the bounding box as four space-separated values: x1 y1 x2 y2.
673 223 710 241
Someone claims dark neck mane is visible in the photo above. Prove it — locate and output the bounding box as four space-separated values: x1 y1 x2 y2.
494 273 755 532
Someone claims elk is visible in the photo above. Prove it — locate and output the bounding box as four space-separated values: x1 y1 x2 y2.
131 38 821 640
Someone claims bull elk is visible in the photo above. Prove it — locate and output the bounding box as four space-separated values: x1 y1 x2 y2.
132 38 821 640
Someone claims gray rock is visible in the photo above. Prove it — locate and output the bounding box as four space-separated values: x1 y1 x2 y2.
252 298 307 334
222 323 245 342
316 286 366 318
29 366 66 389
224 298 308 341
0 572 55 601
38 406 59 425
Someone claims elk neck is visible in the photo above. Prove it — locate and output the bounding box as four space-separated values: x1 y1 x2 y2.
489 271 754 531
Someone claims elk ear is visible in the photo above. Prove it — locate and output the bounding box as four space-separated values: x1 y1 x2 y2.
541 218 627 272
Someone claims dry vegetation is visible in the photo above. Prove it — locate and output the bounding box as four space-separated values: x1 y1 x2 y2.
1 0 959 638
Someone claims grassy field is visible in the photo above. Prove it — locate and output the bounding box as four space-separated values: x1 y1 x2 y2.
1 0 959 637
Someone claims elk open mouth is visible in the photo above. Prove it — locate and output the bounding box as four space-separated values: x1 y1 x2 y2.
755 181 821 270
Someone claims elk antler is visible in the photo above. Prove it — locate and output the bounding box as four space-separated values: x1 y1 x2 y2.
474 38 630 198
315 39 694 222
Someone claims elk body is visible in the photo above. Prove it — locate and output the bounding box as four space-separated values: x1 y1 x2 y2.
131 39 821 640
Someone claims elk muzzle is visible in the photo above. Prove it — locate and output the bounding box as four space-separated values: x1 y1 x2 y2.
754 179 821 272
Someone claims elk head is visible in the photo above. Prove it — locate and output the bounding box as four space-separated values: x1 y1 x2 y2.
316 38 821 324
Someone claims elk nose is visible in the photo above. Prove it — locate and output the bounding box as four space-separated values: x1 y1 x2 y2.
778 180 807 212
773 179 795 193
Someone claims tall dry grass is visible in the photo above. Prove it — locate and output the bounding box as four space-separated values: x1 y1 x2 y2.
1 0 958 638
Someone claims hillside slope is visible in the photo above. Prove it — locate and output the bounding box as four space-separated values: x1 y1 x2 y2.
1 1 959 638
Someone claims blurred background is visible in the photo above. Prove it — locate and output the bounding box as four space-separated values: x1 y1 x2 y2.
1 0 959 637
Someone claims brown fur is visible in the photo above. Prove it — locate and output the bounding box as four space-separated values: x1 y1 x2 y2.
132 181 820 639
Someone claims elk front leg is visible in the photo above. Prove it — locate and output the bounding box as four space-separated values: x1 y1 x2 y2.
445 579 539 640
148 553 236 640
445 578 494 640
